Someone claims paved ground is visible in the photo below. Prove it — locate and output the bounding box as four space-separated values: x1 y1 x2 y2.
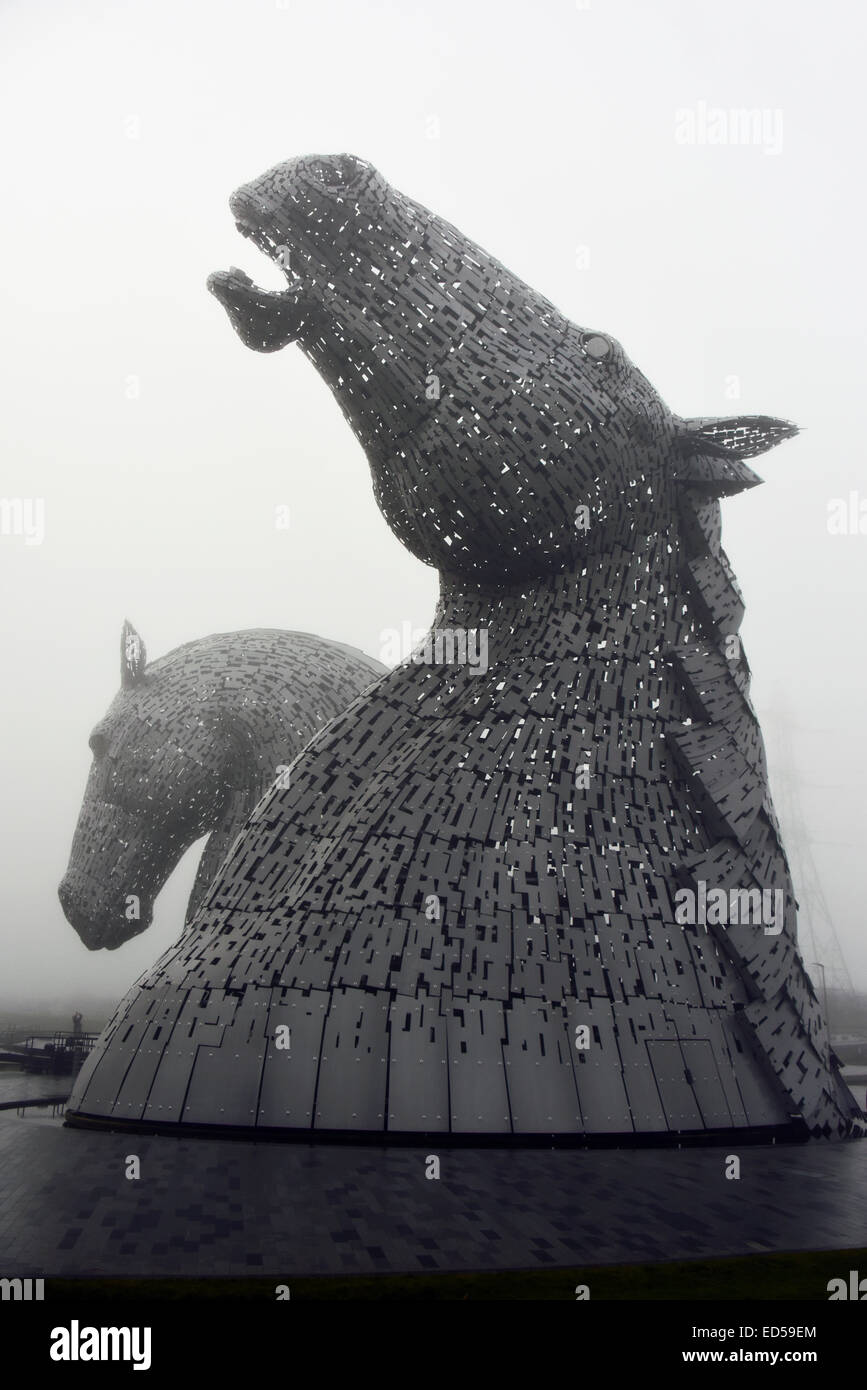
1 1101 866 1277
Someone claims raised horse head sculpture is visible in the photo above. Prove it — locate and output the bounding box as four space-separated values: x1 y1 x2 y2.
58 620 384 950
67 159 861 1141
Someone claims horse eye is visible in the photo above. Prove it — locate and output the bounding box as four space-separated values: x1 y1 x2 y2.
581 333 612 361
89 733 109 759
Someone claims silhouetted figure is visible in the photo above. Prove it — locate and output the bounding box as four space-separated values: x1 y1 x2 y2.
72 1011 83 1036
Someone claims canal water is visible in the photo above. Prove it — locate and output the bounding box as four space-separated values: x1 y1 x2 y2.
0 1067 70 1107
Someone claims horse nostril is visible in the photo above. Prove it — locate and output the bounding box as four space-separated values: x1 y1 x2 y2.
311 154 362 190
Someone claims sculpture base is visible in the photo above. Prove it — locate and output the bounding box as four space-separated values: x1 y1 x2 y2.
64 1108 811 1148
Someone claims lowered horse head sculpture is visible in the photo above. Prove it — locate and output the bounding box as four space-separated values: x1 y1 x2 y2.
59 620 384 950
66 159 861 1141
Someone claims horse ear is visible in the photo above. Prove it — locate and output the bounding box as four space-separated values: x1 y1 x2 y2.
121 619 147 688
676 414 798 461
673 415 799 497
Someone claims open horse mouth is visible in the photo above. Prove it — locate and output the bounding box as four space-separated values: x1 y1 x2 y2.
206 153 379 352
232 193 307 289
207 192 316 351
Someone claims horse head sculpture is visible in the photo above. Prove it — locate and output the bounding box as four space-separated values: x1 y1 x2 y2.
65 160 860 1141
59 620 384 950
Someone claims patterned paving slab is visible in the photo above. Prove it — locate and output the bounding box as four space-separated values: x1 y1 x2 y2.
1 1115 865 1278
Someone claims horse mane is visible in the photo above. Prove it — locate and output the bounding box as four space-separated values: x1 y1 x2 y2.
665 449 842 1129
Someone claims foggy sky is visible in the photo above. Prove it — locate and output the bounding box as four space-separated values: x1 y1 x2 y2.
1 0 865 1021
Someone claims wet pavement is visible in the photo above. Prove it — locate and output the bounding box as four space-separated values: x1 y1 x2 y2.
1 1100 866 1278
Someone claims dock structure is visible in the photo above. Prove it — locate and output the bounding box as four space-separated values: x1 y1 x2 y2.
0 1032 97 1076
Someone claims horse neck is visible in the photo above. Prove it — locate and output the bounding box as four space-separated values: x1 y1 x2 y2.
434 525 683 676
184 683 295 923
